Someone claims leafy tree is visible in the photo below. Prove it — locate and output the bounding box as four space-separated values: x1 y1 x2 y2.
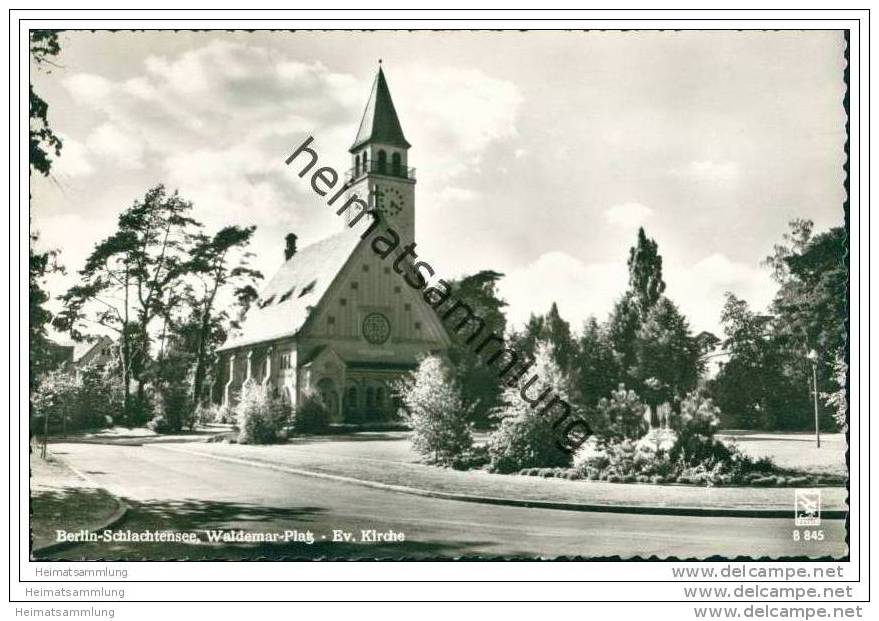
627 227 666 317
543 302 575 371
711 293 811 430
230 283 259 332
572 316 620 408
763 218 814 284
55 185 201 421
78 362 125 429
444 270 507 427
29 231 63 389
186 225 262 411
606 227 670 388
147 345 195 432
606 293 641 382
771 225 848 392
713 219 850 432
487 341 576 472
31 364 119 435
712 293 776 428
398 355 473 466
29 31 64 388
508 312 545 361
509 302 576 374
29 30 62 177
30 369 79 437
631 296 702 406
822 351 848 432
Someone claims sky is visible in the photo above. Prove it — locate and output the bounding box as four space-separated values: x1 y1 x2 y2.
30 30 848 338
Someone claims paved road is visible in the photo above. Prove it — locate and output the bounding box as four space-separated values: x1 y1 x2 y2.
40 443 847 560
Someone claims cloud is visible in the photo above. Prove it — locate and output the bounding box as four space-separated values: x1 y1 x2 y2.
393 65 522 182
32 212 117 317
674 160 740 182
666 253 775 335
85 123 145 169
434 187 480 204
62 73 113 107
604 202 654 228
52 135 93 178
498 251 628 331
498 249 775 338
45 40 524 291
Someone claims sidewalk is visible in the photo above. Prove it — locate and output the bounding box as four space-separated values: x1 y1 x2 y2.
48 423 233 446
29 449 128 554
158 439 848 517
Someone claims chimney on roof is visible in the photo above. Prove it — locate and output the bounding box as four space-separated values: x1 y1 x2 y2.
284 233 298 261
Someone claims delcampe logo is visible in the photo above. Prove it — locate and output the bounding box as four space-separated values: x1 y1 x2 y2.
795 490 822 526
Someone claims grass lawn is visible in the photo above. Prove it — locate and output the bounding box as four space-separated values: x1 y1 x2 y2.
719 431 847 477
169 432 848 512
30 450 122 551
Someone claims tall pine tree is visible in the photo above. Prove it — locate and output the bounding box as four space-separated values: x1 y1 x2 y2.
627 227 666 318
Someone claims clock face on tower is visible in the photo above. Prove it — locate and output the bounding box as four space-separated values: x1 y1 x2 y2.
373 186 405 218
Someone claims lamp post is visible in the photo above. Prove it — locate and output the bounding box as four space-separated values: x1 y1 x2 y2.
807 349 821 448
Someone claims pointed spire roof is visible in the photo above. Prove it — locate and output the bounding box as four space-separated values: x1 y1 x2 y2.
349 66 411 153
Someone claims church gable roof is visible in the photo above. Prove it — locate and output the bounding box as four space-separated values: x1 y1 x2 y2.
349 67 411 152
220 228 362 351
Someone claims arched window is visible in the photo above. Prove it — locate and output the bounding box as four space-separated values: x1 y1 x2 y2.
366 386 376 409
377 150 387 174
376 386 386 408
355 153 360 176
391 152 401 177
362 151 368 173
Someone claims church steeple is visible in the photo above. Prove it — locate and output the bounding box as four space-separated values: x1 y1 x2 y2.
349 66 410 153
344 64 416 241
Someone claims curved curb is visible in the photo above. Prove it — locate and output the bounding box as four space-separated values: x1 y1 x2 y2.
155 445 848 520
30 459 131 559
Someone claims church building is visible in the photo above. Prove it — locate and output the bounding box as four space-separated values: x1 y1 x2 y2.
213 66 452 422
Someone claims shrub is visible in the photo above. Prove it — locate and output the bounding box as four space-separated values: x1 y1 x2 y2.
195 403 218 425
450 444 490 471
216 404 235 424
574 432 677 482
150 381 192 433
487 341 577 473
195 402 236 425
572 437 607 472
125 394 153 427
673 390 721 437
235 383 290 444
822 351 848 432
488 411 572 473
31 366 120 433
636 427 677 453
668 391 727 466
594 385 649 441
398 355 473 466
146 415 171 433
290 393 331 435
30 370 82 434
78 363 125 427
